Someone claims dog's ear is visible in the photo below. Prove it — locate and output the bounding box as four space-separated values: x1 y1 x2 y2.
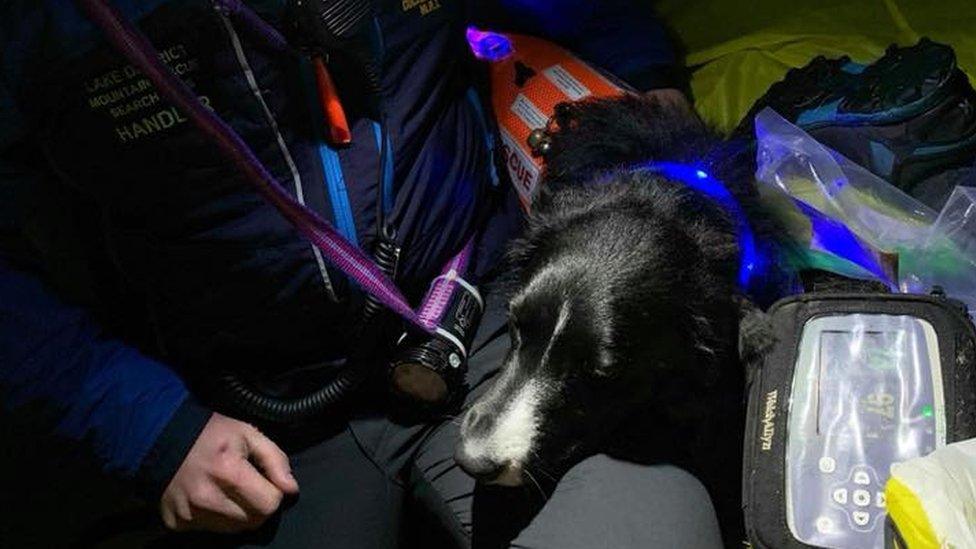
734 295 776 365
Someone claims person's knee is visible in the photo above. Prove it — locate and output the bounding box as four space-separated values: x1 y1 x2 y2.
513 456 723 549
563 455 712 506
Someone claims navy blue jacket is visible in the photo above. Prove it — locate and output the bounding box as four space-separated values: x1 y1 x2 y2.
0 0 678 494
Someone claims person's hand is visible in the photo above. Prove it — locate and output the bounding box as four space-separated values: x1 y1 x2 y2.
160 413 299 533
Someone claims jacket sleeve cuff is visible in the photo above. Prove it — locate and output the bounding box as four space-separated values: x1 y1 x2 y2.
134 395 212 501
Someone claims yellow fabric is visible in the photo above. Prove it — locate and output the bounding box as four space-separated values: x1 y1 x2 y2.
658 0 976 133
885 477 940 549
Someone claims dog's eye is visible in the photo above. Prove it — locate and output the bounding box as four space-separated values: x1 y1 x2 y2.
514 318 544 346
509 317 544 349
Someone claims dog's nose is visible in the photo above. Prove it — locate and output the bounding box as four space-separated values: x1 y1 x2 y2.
461 405 497 439
454 444 504 481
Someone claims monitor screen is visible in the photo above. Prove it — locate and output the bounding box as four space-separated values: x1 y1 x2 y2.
786 315 943 549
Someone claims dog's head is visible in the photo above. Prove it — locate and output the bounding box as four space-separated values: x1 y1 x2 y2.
455 174 741 485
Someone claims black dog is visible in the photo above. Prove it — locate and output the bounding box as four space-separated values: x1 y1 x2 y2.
454 95 779 543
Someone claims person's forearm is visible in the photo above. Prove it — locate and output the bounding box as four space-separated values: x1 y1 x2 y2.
0 260 211 493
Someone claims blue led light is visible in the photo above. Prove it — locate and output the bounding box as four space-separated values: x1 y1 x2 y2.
640 162 763 289
466 27 514 62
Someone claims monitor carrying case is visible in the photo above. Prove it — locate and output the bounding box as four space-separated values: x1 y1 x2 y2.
742 290 976 549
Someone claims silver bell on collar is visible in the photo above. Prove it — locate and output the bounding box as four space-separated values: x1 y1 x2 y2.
527 127 552 157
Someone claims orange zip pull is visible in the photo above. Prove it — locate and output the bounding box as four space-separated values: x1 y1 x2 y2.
312 55 352 146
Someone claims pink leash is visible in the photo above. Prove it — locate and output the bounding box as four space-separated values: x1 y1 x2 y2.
76 0 475 334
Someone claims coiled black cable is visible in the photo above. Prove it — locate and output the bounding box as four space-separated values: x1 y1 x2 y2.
219 362 367 422
360 231 400 322
218 231 394 423
219 107 400 423
361 103 398 325
218 228 398 424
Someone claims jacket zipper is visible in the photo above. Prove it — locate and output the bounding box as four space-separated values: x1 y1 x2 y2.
217 10 338 301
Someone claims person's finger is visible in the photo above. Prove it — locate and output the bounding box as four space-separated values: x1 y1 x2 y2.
216 457 284 518
189 485 251 524
161 491 194 532
160 497 181 531
243 427 300 495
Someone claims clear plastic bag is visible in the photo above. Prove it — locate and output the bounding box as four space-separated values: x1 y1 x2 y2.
754 108 976 314
755 108 936 248
901 186 976 311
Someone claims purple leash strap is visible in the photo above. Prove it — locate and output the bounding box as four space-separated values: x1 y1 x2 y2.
418 236 476 328
212 0 291 54
210 0 481 329
75 0 437 333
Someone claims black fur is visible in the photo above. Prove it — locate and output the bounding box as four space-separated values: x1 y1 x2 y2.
464 95 782 545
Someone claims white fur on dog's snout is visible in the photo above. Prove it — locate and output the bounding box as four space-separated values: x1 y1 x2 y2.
458 302 571 484
462 380 543 472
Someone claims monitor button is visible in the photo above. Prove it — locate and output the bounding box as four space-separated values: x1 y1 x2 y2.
832 488 849 505
853 470 871 485
853 489 871 507
816 516 835 534
819 457 837 474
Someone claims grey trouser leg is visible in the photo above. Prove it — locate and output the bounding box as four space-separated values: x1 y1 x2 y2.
172 291 724 548
509 459 723 549
349 292 725 549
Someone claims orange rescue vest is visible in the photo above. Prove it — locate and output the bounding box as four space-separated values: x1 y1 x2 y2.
472 30 626 212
